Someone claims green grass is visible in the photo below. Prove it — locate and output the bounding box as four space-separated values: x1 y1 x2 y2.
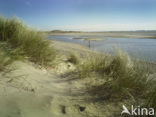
78 52 156 111
147 86 156 111
0 16 56 66
0 42 25 72
77 54 109 78
0 49 9 71
74 51 156 104
0 47 13 71
67 52 80 65
72 37 83 39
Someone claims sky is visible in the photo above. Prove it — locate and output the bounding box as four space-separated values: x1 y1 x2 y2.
0 0 156 31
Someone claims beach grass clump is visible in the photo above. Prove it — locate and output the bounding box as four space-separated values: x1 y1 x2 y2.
103 53 148 97
76 51 151 100
77 51 132 78
147 86 156 111
67 52 80 65
104 64 148 99
0 43 25 72
77 54 109 78
0 48 12 71
0 16 56 66
145 74 156 111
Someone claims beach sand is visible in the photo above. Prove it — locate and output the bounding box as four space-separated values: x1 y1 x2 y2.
0 41 121 117
1 41 155 117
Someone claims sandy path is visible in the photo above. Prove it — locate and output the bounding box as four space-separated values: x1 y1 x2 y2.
0 61 106 117
0 41 123 117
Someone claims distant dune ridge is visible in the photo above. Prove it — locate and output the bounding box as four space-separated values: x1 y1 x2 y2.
46 30 156 39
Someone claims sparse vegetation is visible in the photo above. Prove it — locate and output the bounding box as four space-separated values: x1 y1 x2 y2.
67 52 80 65
0 16 56 66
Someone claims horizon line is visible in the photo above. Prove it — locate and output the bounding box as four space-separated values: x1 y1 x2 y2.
43 29 156 32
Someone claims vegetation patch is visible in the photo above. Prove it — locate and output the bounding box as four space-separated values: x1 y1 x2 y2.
67 52 80 65
67 51 156 109
0 16 56 66
0 48 11 71
72 37 83 39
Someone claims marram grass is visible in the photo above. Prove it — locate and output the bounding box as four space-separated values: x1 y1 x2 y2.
0 16 56 66
73 51 156 109
0 48 11 71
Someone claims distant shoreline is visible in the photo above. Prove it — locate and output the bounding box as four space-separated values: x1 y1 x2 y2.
46 32 156 39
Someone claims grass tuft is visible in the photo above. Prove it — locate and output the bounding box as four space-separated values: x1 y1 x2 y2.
0 16 56 66
67 52 80 65
74 51 153 101
77 54 109 78
0 48 12 71
147 87 156 111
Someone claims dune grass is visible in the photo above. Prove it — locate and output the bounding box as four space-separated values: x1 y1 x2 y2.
147 87 156 111
0 47 13 71
67 52 80 65
0 16 56 66
73 51 156 106
0 49 9 71
77 54 109 78
84 53 156 111
0 42 25 72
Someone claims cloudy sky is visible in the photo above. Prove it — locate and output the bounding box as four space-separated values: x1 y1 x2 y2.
0 0 156 31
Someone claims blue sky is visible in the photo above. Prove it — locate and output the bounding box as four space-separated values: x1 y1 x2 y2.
0 0 156 31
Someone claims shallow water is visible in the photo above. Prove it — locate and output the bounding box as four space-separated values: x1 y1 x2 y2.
48 35 156 62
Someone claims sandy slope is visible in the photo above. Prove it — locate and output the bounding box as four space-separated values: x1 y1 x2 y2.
0 62 112 117
0 61 86 117
0 41 122 117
